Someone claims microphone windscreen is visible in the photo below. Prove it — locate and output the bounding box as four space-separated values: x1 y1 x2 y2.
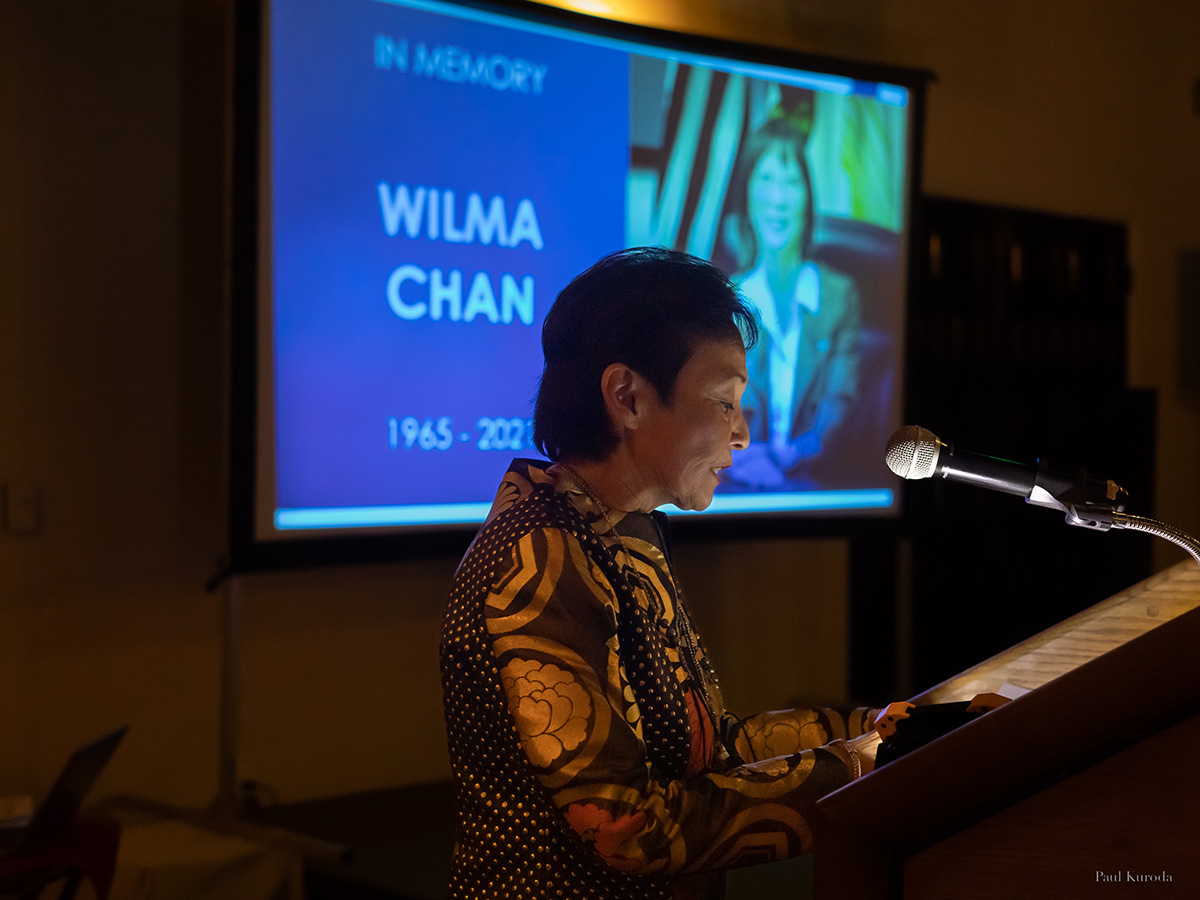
885 425 941 479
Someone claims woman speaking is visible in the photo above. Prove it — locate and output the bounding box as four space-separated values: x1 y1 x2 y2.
440 248 897 899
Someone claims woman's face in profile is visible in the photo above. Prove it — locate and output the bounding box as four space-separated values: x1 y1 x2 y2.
747 143 807 255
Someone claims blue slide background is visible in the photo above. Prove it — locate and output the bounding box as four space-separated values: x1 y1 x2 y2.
270 0 628 512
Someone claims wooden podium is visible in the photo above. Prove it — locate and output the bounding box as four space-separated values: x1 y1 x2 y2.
814 560 1200 899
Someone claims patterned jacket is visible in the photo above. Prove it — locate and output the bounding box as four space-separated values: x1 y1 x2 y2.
440 459 875 899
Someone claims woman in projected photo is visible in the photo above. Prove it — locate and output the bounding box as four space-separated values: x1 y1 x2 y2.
724 111 862 489
440 248 917 900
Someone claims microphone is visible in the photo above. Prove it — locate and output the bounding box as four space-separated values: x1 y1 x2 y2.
885 425 1128 529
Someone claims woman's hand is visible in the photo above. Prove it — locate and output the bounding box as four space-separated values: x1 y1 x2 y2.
847 729 882 776
872 701 915 739
828 730 883 779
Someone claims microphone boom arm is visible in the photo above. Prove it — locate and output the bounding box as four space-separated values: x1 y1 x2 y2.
1110 513 1200 567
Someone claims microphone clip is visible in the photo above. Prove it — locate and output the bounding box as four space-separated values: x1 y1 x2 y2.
1026 459 1129 531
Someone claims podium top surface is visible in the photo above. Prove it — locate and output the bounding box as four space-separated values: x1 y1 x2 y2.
913 559 1200 703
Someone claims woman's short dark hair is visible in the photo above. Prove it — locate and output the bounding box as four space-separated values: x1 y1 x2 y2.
725 117 816 273
533 247 759 462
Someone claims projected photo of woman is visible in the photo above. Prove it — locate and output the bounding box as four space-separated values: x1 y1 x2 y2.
627 63 908 493
723 102 861 489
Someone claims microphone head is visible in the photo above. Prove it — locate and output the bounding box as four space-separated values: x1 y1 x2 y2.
885 425 943 480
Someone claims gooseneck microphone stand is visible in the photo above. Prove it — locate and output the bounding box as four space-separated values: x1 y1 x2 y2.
1027 474 1200 569
1026 477 1200 570
1109 514 1200 568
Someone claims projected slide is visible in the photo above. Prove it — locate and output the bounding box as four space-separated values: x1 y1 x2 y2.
262 0 914 534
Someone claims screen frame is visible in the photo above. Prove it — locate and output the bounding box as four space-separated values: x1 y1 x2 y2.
229 0 931 572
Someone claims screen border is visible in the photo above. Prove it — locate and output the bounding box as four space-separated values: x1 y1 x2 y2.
229 0 932 572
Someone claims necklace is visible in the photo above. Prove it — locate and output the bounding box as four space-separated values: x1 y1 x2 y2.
555 462 624 542
555 462 725 719
555 463 669 569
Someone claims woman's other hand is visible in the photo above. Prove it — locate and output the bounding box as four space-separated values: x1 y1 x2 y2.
829 729 883 779
847 729 882 775
872 701 914 739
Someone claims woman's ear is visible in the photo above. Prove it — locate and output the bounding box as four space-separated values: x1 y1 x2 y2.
600 362 652 432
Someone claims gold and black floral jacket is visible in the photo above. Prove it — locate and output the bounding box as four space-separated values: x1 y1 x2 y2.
440 459 876 899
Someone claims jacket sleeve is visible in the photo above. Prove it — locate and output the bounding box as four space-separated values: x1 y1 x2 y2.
483 525 856 877
723 707 878 763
